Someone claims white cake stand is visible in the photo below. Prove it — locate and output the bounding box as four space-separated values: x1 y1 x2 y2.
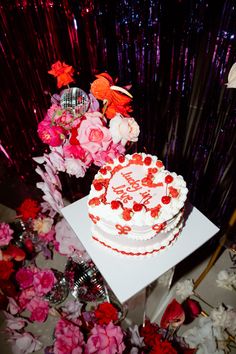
62 196 219 304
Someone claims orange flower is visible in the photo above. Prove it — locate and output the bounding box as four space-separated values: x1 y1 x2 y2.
48 61 74 88
90 73 133 119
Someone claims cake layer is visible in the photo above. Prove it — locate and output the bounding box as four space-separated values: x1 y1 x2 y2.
91 209 183 241
91 220 183 257
88 153 188 242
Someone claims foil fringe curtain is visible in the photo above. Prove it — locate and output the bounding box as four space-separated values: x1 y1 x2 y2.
0 0 235 228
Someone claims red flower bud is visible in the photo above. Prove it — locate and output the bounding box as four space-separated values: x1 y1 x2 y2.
182 298 202 324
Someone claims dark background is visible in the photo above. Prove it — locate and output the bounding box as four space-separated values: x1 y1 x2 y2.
0 0 235 230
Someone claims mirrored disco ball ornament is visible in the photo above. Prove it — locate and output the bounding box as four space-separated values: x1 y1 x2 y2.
65 258 106 302
60 87 90 116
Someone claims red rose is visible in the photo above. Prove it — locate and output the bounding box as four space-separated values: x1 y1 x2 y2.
94 302 119 325
0 260 14 280
18 199 40 221
160 299 185 329
139 320 160 347
150 336 177 354
182 298 202 324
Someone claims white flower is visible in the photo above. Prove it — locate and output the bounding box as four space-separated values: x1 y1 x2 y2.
62 299 83 320
210 305 236 336
216 270 236 290
226 63 236 88
129 325 144 348
182 317 225 354
109 113 140 146
65 158 86 178
33 217 54 234
8 331 43 354
175 279 194 300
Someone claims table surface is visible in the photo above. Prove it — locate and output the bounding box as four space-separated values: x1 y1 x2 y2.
62 196 219 303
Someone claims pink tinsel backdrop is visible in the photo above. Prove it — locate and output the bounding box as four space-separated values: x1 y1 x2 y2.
0 0 235 229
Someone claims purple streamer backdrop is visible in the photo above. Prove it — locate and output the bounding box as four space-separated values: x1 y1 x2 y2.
0 0 235 229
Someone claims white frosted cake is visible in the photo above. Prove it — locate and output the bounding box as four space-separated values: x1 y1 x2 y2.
88 153 188 256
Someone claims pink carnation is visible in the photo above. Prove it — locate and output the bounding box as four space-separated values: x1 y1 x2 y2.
38 119 65 146
18 287 37 310
54 318 84 354
85 322 125 354
33 269 56 296
0 222 13 247
16 268 34 289
77 112 112 156
26 297 49 322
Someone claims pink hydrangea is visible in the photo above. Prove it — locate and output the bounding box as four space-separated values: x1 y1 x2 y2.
16 268 34 289
77 112 112 156
26 297 49 322
33 269 56 296
85 322 125 354
38 119 65 146
0 222 13 247
54 318 84 354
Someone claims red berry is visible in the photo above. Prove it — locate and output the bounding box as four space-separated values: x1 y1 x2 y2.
118 155 125 163
161 196 171 204
111 200 120 209
144 156 152 166
165 175 173 184
152 168 158 173
94 182 103 191
156 160 163 168
100 168 107 175
133 203 143 212
89 197 100 206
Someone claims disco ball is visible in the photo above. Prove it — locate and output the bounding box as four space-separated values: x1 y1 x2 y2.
60 87 90 116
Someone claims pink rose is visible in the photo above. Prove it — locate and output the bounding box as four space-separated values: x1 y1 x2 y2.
77 112 112 156
54 318 84 354
18 287 36 310
38 119 65 146
93 142 125 167
26 297 49 322
33 269 56 296
0 222 13 247
109 114 140 146
16 268 34 289
85 322 125 354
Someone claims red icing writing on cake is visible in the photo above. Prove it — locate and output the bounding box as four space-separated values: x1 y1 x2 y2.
111 171 153 205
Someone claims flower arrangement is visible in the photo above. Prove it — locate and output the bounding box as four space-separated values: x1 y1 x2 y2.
34 60 140 213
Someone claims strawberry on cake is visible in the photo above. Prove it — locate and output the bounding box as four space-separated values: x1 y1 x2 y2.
88 153 188 257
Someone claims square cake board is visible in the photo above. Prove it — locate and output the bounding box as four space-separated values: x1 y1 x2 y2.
62 196 219 304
